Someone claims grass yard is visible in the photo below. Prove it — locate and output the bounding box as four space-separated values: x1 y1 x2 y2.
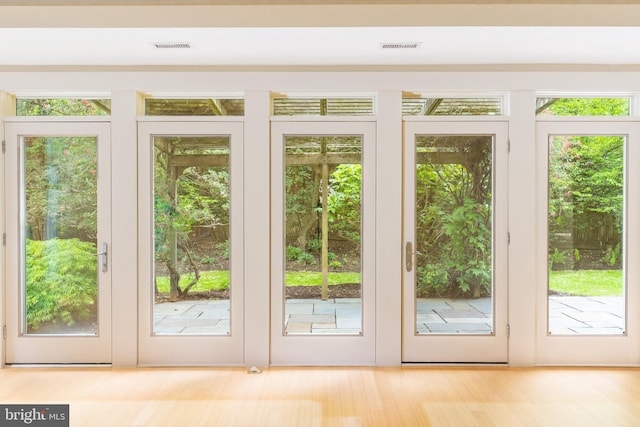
549 269 623 296
157 269 618 297
156 271 230 293
285 271 361 286
156 270 361 293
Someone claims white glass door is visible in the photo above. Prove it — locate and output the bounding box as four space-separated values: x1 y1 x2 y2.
536 120 640 365
403 120 508 363
270 121 376 365
138 121 244 365
5 121 111 364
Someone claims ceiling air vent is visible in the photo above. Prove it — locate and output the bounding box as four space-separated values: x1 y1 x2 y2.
152 42 192 49
380 42 421 49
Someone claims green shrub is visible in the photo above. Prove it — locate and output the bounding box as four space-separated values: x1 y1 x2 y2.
307 238 322 252
329 260 343 271
297 252 316 266
440 199 491 297
417 264 449 297
25 238 97 330
286 245 303 261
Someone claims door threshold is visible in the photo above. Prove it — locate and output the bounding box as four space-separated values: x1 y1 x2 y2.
402 362 509 367
4 363 112 369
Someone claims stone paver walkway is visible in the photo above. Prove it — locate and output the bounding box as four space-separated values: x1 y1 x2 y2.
153 296 625 335
416 298 492 334
549 295 624 335
285 298 362 335
154 300 230 334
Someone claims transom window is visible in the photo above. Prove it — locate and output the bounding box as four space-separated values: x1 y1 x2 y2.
144 97 245 116
272 96 374 116
536 97 630 116
16 98 111 116
402 95 503 116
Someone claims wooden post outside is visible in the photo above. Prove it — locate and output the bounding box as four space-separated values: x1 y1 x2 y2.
168 165 179 301
321 161 329 300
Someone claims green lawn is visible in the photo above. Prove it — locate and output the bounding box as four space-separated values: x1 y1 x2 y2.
158 269 618 297
156 270 361 293
549 269 623 296
156 270 230 293
285 271 361 286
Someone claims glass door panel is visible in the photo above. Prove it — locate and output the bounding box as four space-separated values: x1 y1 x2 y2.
284 135 362 336
138 121 243 365
536 121 640 365
152 135 231 335
403 121 508 363
271 121 375 365
414 134 494 335
5 122 111 363
22 135 100 335
547 134 625 336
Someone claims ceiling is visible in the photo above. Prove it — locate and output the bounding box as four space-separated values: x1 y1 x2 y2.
1 3 640 68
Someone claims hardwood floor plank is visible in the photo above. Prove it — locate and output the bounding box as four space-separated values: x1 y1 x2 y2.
1 366 640 426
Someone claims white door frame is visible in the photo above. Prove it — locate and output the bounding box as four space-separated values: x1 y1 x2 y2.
137 119 244 366
5 120 112 364
270 119 376 365
402 119 509 363
535 119 640 365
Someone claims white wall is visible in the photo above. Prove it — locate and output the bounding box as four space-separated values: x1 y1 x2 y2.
2 71 640 367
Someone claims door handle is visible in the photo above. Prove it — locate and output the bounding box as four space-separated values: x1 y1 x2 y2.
98 243 108 273
406 242 413 272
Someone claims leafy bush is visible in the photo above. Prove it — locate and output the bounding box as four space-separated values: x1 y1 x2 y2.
602 243 622 267
329 260 343 271
417 264 449 297
25 238 97 330
416 199 492 298
286 245 304 261
297 252 316 266
328 164 362 244
308 238 322 252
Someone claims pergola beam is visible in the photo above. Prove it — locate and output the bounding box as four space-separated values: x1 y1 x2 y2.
286 153 361 165
169 154 230 167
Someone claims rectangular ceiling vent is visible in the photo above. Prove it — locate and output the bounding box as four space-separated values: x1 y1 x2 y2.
380 42 421 49
152 42 192 49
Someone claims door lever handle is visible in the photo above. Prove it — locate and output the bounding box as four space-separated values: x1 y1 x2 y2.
98 243 108 273
406 242 413 272
406 242 423 272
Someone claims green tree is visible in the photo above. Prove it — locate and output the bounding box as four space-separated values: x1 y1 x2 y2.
415 136 492 298
25 136 97 242
327 164 361 244
17 98 110 116
153 138 231 299
546 98 625 270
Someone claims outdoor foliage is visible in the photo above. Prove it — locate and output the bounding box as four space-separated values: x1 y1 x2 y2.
285 164 319 251
17 98 110 116
539 97 628 117
547 98 625 272
284 162 362 270
22 133 100 330
25 238 97 330
328 164 362 244
153 138 231 299
415 136 493 298
25 136 97 242
548 134 624 267
284 137 362 273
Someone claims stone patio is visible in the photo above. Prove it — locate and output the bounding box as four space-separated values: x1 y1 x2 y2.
153 295 625 336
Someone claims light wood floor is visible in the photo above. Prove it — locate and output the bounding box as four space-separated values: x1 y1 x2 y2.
2 366 640 426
